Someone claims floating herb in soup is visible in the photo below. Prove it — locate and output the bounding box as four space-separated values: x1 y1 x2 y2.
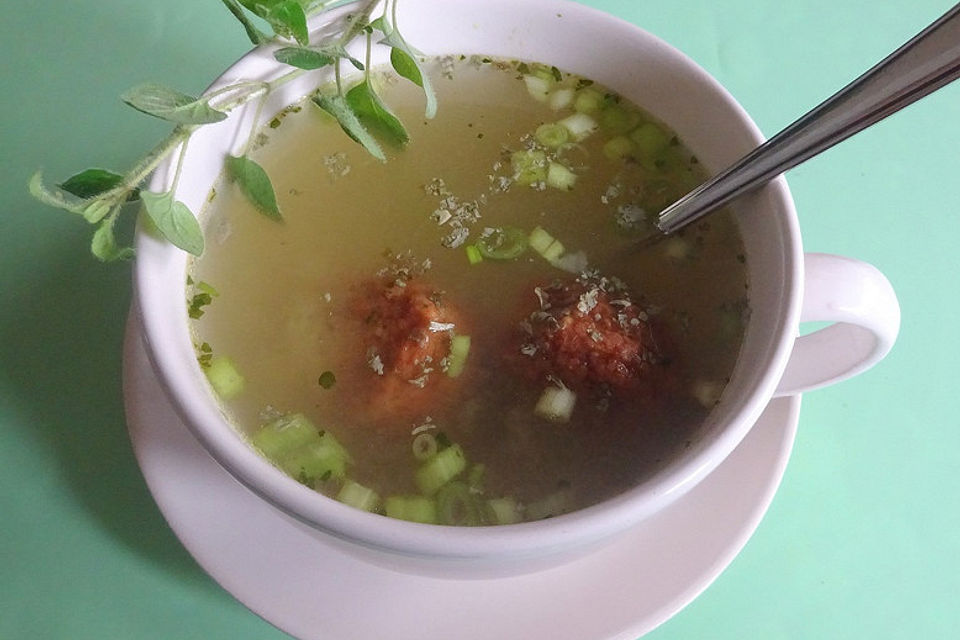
188 56 750 525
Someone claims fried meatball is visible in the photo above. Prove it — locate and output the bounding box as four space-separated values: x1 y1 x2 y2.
512 276 670 396
351 277 465 425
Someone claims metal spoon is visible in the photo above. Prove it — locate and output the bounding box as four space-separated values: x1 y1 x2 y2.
656 2 960 235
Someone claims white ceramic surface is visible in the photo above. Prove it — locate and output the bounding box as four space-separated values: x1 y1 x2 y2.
123 312 802 640
132 0 899 574
775 253 900 396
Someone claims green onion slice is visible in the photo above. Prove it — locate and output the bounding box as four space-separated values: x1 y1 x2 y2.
336 480 380 512
415 443 466 495
385 495 437 523
476 226 528 260
446 335 471 378
465 244 483 265
534 122 570 148
412 432 439 461
436 481 484 526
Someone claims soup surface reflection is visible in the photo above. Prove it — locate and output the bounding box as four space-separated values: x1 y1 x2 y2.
189 57 750 525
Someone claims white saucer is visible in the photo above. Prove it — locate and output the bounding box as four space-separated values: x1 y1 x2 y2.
123 312 800 640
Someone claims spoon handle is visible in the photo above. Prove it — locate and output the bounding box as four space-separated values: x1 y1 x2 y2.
657 3 960 234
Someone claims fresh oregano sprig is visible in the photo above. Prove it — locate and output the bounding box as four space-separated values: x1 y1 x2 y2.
29 0 436 262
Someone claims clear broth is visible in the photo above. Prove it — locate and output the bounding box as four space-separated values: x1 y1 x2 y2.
189 57 749 522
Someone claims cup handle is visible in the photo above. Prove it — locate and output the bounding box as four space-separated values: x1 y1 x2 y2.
773 252 901 397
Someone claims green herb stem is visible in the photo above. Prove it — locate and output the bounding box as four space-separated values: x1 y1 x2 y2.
364 29 373 82
240 94 268 157
112 125 197 202
111 71 298 200
32 0 427 260
338 0 380 46
219 0 268 45
169 133 191 195
203 80 269 109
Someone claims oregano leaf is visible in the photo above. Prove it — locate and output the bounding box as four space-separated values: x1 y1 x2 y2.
237 0 276 17
140 190 205 256
237 0 261 12
28 171 88 216
278 43 363 71
390 48 423 88
91 211 135 262
346 80 409 146
59 168 141 203
376 16 437 118
265 0 309 46
328 45 365 71
312 93 385 161
225 155 282 220
59 169 123 199
273 46 335 70
121 83 228 125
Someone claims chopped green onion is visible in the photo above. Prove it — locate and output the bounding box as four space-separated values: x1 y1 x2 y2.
528 226 585 270
465 244 483 264
197 280 220 298
542 241 566 263
279 430 351 481
476 226 528 260
534 123 570 149
486 497 521 525
603 135 636 160
631 122 672 171
436 481 484 525
196 280 219 297
252 413 351 483
415 443 466 495
630 122 671 157
336 480 380 512
204 356 245 399
546 162 577 191
528 226 555 254
599 105 642 134
412 432 439 461
534 385 577 422
558 112 598 141
446 335 471 378
548 87 574 111
522 74 552 102
528 226 566 263
511 149 548 185
385 495 437 523
573 87 605 113
252 413 320 461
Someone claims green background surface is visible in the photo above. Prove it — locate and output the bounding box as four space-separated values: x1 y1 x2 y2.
2 1 958 638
